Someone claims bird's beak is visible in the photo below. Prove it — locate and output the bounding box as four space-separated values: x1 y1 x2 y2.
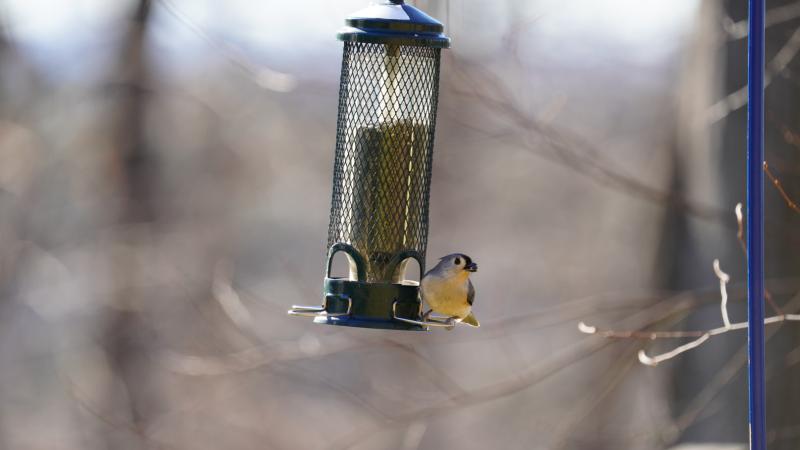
465 262 478 272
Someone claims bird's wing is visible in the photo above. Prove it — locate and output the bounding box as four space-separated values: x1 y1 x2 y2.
467 280 475 305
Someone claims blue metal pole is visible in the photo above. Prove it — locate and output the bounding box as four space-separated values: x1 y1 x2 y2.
747 0 766 448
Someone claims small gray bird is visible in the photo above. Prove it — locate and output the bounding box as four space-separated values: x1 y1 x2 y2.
420 253 479 327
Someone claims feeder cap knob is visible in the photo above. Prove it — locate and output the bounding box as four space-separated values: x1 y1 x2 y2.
337 1 450 48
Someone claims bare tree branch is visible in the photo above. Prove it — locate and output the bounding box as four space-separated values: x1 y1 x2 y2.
765 161 800 214
707 26 800 123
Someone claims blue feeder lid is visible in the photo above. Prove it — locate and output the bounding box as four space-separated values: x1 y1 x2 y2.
337 0 450 48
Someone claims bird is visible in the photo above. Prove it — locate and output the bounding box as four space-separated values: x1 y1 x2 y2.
420 253 479 327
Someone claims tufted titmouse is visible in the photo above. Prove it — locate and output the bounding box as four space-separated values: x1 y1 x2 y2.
420 253 479 327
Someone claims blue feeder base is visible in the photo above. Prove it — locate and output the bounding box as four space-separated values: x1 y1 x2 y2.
291 278 427 331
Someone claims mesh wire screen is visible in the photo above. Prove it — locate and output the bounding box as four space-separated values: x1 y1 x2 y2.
327 42 442 282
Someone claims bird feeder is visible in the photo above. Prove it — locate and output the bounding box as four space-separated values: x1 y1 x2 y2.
289 0 450 330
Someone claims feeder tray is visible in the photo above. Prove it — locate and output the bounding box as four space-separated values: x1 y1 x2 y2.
288 0 451 330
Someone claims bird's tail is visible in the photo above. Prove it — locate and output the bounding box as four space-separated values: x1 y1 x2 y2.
460 312 480 327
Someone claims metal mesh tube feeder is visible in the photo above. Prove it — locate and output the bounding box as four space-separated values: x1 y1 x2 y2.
289 0 450 330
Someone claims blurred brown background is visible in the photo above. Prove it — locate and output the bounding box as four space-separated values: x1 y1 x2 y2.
0 0 799 449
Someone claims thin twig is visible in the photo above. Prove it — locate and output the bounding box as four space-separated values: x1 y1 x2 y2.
770 112 800 152
577 322 705 339
707 26 800 123
156 0 297 91
328 337 617 450
713 259 731 328
65 376 178 450
446 56 731 226
736 202 783 314
735 203 747 254
723 2 800 40
549 343 640 450
764 161 800 214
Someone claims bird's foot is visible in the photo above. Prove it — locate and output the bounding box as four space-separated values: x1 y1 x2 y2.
422 309 432 321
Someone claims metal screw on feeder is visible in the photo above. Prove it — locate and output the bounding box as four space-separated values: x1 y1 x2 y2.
288 1 452 330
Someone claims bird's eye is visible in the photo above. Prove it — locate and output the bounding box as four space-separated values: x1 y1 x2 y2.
454 257 461 265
